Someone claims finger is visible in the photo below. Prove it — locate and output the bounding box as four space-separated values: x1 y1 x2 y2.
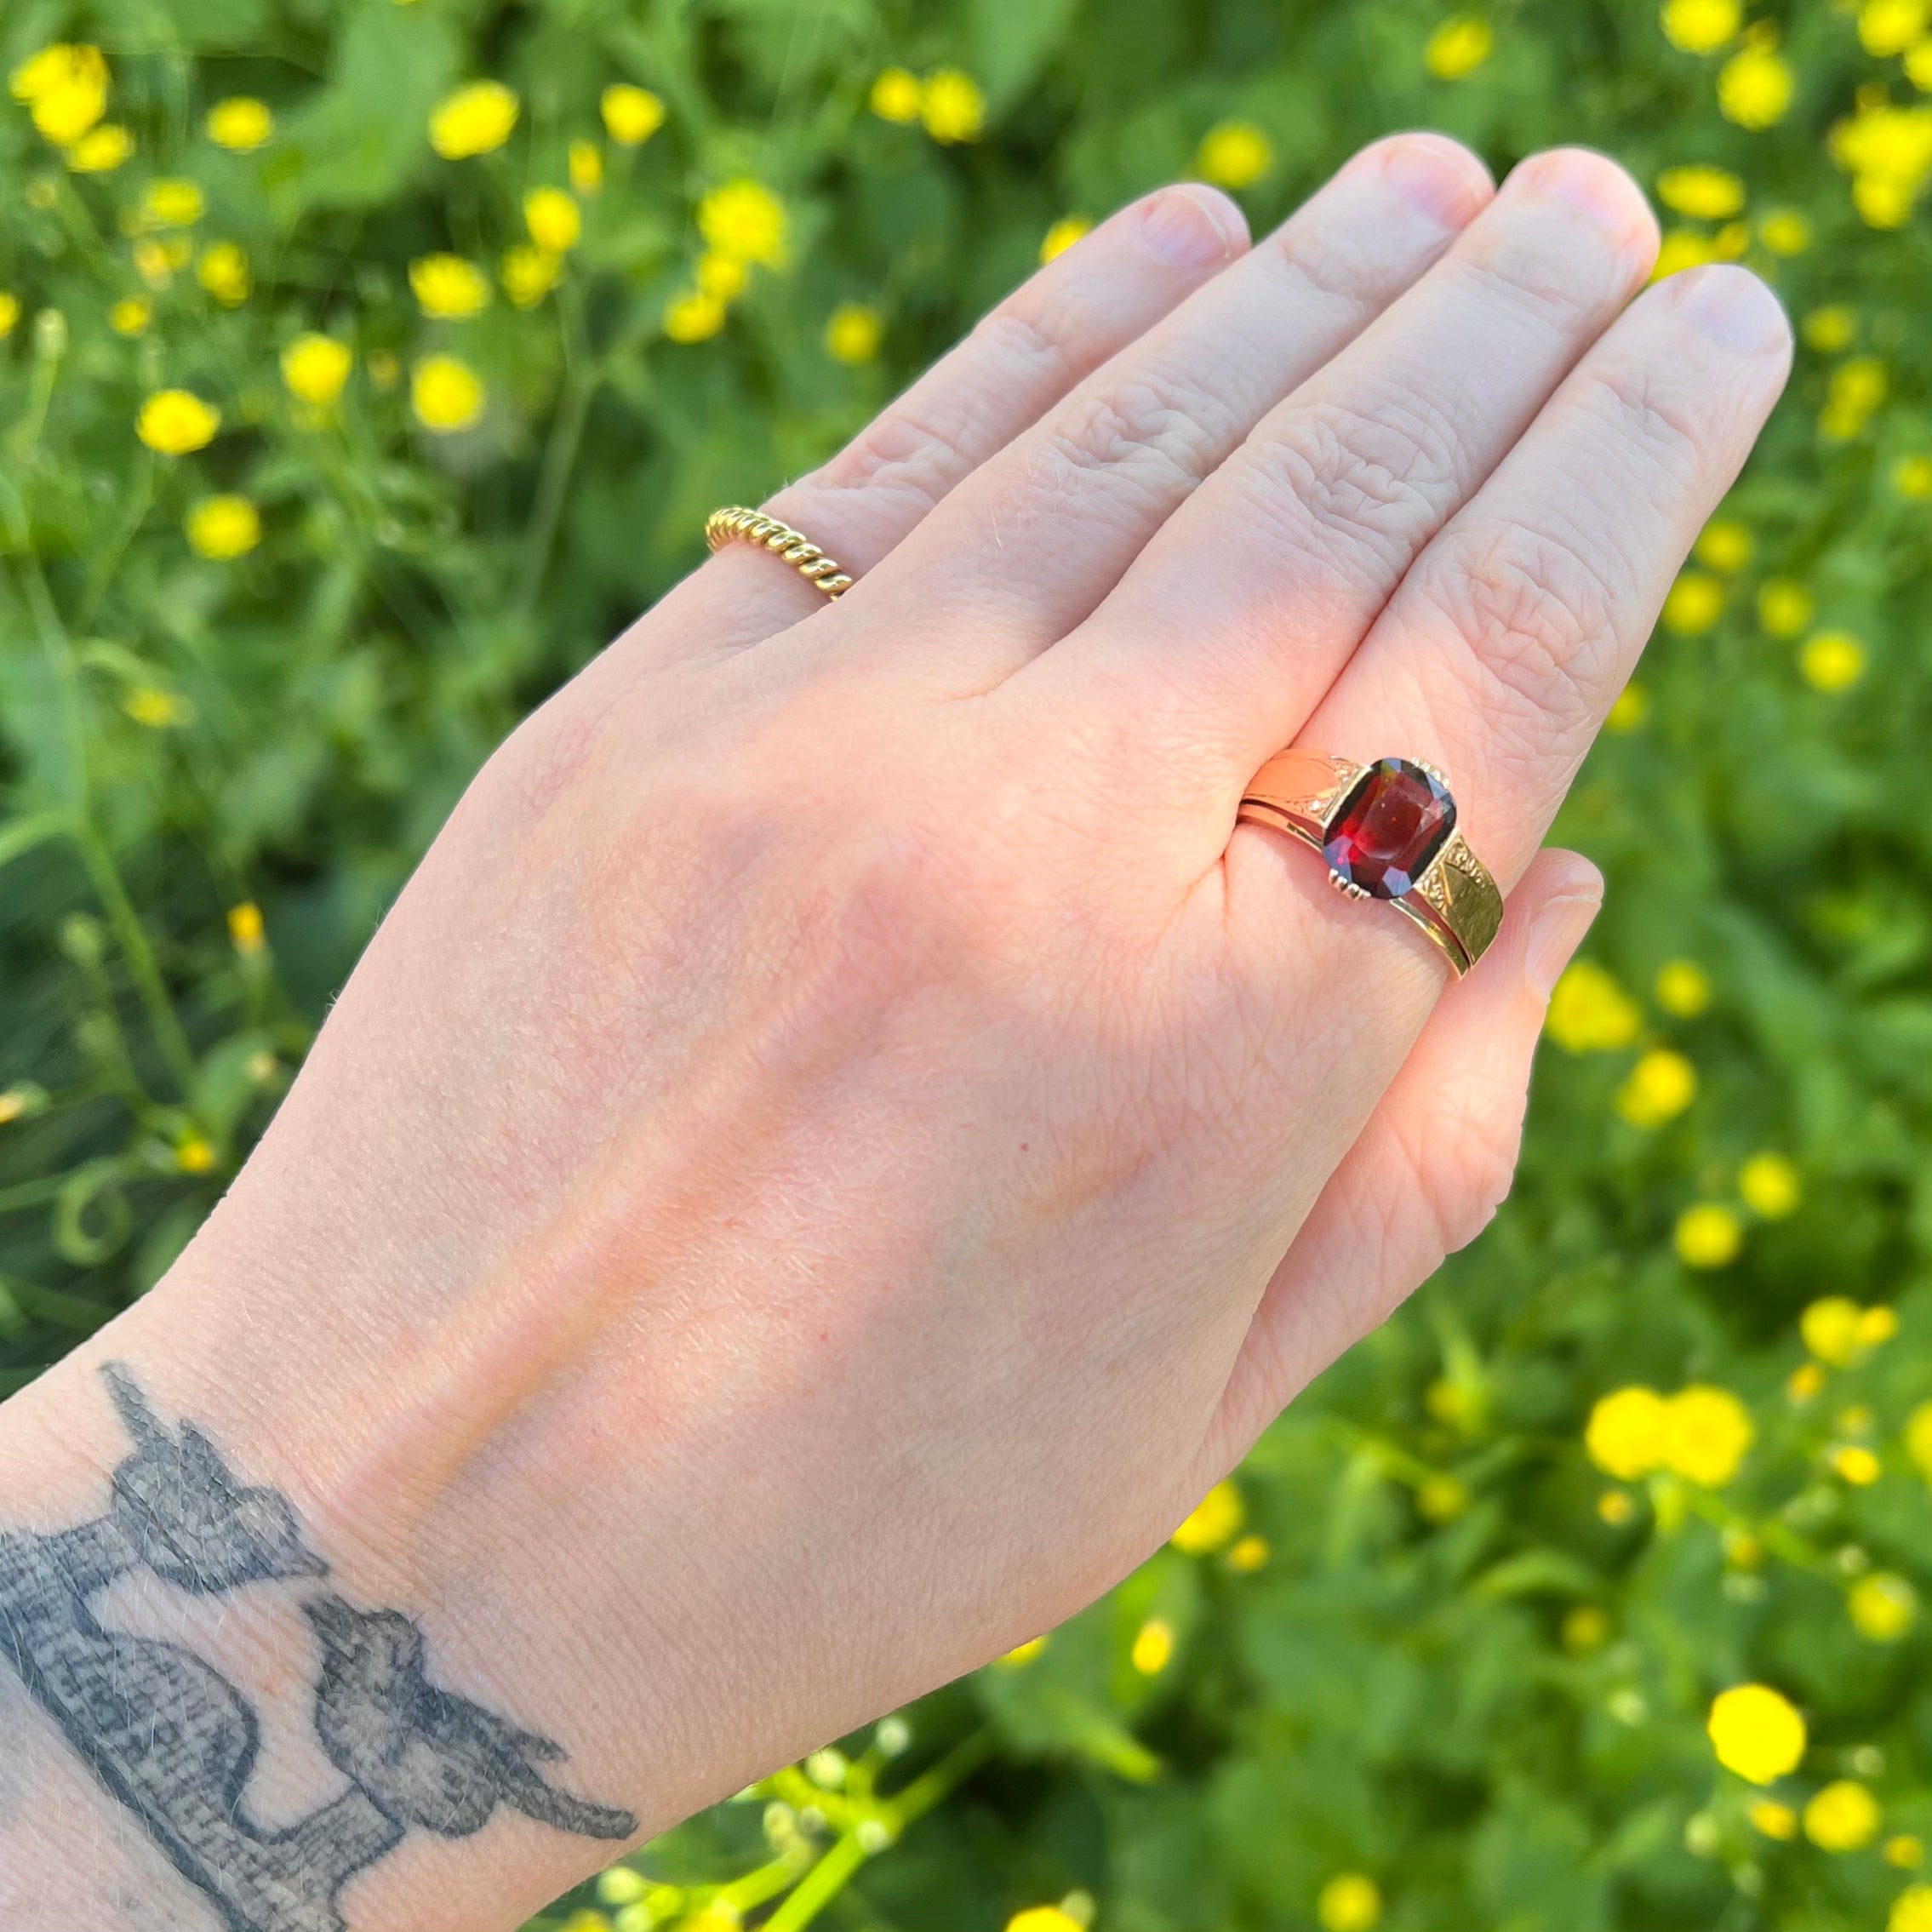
1202 850 1603 1470
665 183 1252 660
1032 146 1658 771
818 133 1495 686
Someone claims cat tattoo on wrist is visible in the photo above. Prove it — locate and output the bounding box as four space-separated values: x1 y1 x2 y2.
0 1363 636 1932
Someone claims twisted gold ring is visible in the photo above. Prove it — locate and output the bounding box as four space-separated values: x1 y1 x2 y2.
706 506 854 598
1237 749 1505 975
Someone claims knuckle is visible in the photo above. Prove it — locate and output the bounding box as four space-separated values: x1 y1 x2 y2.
1036 366 1236 511
1575 357 1710 495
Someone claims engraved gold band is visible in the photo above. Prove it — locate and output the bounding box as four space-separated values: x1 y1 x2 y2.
706 506 855 598
1237 748 1505 976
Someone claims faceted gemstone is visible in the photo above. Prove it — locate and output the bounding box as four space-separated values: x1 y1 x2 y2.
1323 757 1455 899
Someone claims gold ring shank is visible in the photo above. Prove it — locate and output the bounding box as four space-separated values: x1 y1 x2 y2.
706 506 855 598
1235 749 1504 977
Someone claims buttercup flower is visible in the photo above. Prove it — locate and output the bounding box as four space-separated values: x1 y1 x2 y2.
1676 1203 1743 1270
921 68 986 143
429 81 518 159
282 334 352 406
142 179 205 228
569 140 603 196
825 302 883 364
501 246 562 310
1652 228 1716 281
11 43 109 146
1807 1780 1881 1851
411 354 484 432
1662 569 1723 633
1615 1048 1696 1128
525 187 580 254
1661 0 1741 53
870 67 923 123
410 254 491 319
1227 1534 1268 1572
1130 1616 1174 1673
1655 959 1711 1017
1586 1386 1668 1480
1718 43 1793 128
109 297 150 336
1709 1683 1807 1783
664 289 727 342
1006 1912 1081 1932
186 494 260 559
698 180 786 266
0 293 19 338
1426 17 1495 79
1695 523 1751 579
1604 683 1649 730
1895 1889 1932 1932
1758 579 1814 636
1750 1799 1798 1839
696 253 747 300
600 83 664 146
1861 0 1931 57
1833 1444 1883 1485
207 96 273 152
1316 1873 1382 1932
1851 1573 1918 1641
228 903 266 954
1197 119 1274 188
66 123 131 172
1739 1152 1800 1217
1801 630 1866 691
125 685 192 728
1662 1386 1752 1484
997 1636 1047 1667
1760 209 1811 253
1171 1480 1244 1554
1821 356 1887 437
197 242 249 306
1545 959 1642 1051
137 388 220 454
1040 216 1091 262
1658 164 1746 217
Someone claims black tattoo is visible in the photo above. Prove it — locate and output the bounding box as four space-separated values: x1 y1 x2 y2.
0 1364 636 1931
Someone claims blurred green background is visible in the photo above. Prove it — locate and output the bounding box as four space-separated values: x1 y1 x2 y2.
5 1 1932 1928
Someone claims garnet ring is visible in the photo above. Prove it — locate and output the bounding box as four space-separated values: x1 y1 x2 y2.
1236 749 1505 976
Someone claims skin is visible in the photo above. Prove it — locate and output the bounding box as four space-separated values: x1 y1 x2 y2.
0 134 1790 1932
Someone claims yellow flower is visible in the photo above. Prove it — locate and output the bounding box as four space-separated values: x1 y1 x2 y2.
1709 1683 1806 1783
1862 1306 1901 1346
367 351 398 392
1862 0 1932 56
1655 959 1711 1017
1676 1203 1743 1270
1891 1836 1928 1869
176 1135 217 1173
1426 17 1495 79
1760 209 1811 254
1662 1386 1752 1485
12 43 109 146
825 302 883 364
1832 103 1932 225
1803 305 1859 353
1758 579 1815 637
133 238 174 290
997 1635 1048 1667
1911 38 1932 88
142 178 205 228
125 685 192 729
282 334 352 406
137 388 220 454
569 139 603 196
695 252 748 300
1040 216 1092 263
1851 1573 1918 1641
1750 1799 1798 1838
1006 1912 1082 1932
1417 1474 1469 1523
0 293 20 339
600 83 664 146
411 354 484 432
1833 1444 1883 1485
0 1089 30 1127
1661 0 1741 53
870 67 923 124
1586 1386 1669 1480
501 245 562 310
1545 959 1643 1052
1895 1889 1932 1932
1197 119 1274 188
1662 570 1724 634
1129 1616 1174 1674
109 297 149 336
1801 631 1866 692
1718 44 1794 128
227 901 266 954
1789 1362 1826 1403
921 68 986 143
429 80 519 159
1227 1533 1269 1572
1172 1480 1245 1554
66 123 132 172
663 289 727 342
1616 1048 1697 1128
1316 1873 1382 1932
1604 683 1649 731
1894 454 1932 496
206 96 273 152
1695 517 1751 572
525 187 580 254
409 254 490 319
1806 1780 1881 1851
1598 1488 1636 1524
1657 164 1746 220
699 179 786 266
1822 354 1889 437
186 494 260 559
197 241 249 306
1562 1604 1609 1653
1738 1152 1800 1218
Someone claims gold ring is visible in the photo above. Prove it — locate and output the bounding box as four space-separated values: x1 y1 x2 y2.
1237 749 1505 976
706 506 855 598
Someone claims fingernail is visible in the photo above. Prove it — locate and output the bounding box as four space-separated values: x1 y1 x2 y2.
1672 263 1792 355
1140 185 1249 270
1524 873 1605 1000
1510 148 1656 268
1345 133 1494 229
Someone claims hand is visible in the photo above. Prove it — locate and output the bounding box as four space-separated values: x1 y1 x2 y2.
0 134 1788 1932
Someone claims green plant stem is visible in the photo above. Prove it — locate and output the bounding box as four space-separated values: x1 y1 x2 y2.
74 824 197 1096
519 283 598 615
761 1832 866 1932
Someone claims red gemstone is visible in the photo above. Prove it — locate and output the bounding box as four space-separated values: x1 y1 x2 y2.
1323 758 1455 899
